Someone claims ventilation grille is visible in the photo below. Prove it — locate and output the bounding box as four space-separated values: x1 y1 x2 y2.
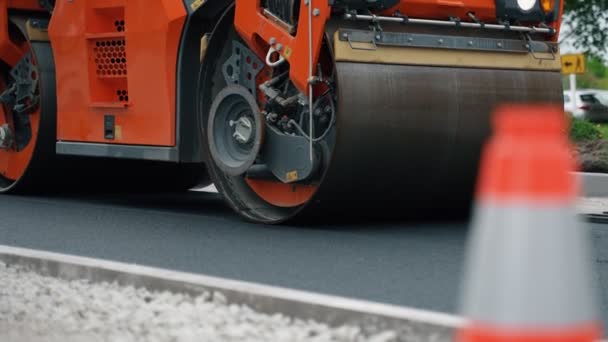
116 89 128 102
114 20 126 32
93 39 127 78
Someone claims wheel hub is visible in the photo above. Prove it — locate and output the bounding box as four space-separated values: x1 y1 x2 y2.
230 116 253 144
208 85 263 177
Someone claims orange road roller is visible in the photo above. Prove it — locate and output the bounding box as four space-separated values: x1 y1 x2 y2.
0 0 564 223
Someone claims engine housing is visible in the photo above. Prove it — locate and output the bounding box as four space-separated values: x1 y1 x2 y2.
329 0 400 10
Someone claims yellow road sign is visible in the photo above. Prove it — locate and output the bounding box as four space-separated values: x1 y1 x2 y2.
561 54 586 75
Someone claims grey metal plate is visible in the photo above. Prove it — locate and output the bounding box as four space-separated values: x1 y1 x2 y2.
262 125 316 183
339 29 555 54
222 41 264 96
56 142 180 162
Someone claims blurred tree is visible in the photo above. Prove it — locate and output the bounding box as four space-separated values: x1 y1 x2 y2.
588 56 607 78
563 0 608 54
576 56 608 89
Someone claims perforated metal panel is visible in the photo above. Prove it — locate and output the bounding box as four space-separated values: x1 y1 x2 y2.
93 39 127 78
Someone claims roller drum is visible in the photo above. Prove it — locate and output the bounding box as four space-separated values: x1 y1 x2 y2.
302 63 563 220
201 9 563 223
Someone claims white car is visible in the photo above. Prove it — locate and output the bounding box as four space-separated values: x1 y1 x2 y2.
596 91 608 106
564 90 608 120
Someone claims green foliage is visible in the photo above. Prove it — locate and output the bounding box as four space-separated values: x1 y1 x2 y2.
577 74 608 90
570 118 602 142
597 123 608 139
588 56 608 79
563 0 608 53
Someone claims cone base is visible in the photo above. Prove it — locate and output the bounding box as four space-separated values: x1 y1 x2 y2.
458 323 601 342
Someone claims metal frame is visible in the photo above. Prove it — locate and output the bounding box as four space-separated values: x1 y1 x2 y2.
339 29 556 54
56 141 180 162
344 13 556 35
173 0 232 163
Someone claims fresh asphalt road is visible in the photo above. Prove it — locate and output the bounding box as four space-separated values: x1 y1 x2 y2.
0 190 606 329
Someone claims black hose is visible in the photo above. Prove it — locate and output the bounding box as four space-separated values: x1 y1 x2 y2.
264 0 298 26
289 92 335 143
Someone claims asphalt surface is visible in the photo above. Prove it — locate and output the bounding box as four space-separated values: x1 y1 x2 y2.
0 190 606 329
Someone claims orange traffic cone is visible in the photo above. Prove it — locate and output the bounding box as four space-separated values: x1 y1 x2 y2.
458 105 601 342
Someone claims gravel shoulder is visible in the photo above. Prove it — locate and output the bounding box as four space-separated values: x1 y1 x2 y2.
0 262 399 342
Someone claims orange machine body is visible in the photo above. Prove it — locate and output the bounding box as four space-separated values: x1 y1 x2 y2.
0 0 565 153
1 1 44 67
1 0 565 149
0 0 567 221
385 0 563 40
234 0 331 95
234 0 497 95
383 0 497 21
235 0 563 97
48 0 187 147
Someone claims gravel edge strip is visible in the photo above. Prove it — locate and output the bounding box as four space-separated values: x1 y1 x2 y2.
1 262 403 342
0 246 461 342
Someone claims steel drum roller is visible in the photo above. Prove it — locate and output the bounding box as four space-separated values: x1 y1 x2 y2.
302 63 563 219
202 6 564 224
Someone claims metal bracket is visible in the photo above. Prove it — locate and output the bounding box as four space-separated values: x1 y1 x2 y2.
222 41 264 96
0 52 40 115
344 32 378 51
339 29 556 54
11 53 40 116
262 124 318 183
344 12 556 35
524 34 556 61
0 52 39 151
